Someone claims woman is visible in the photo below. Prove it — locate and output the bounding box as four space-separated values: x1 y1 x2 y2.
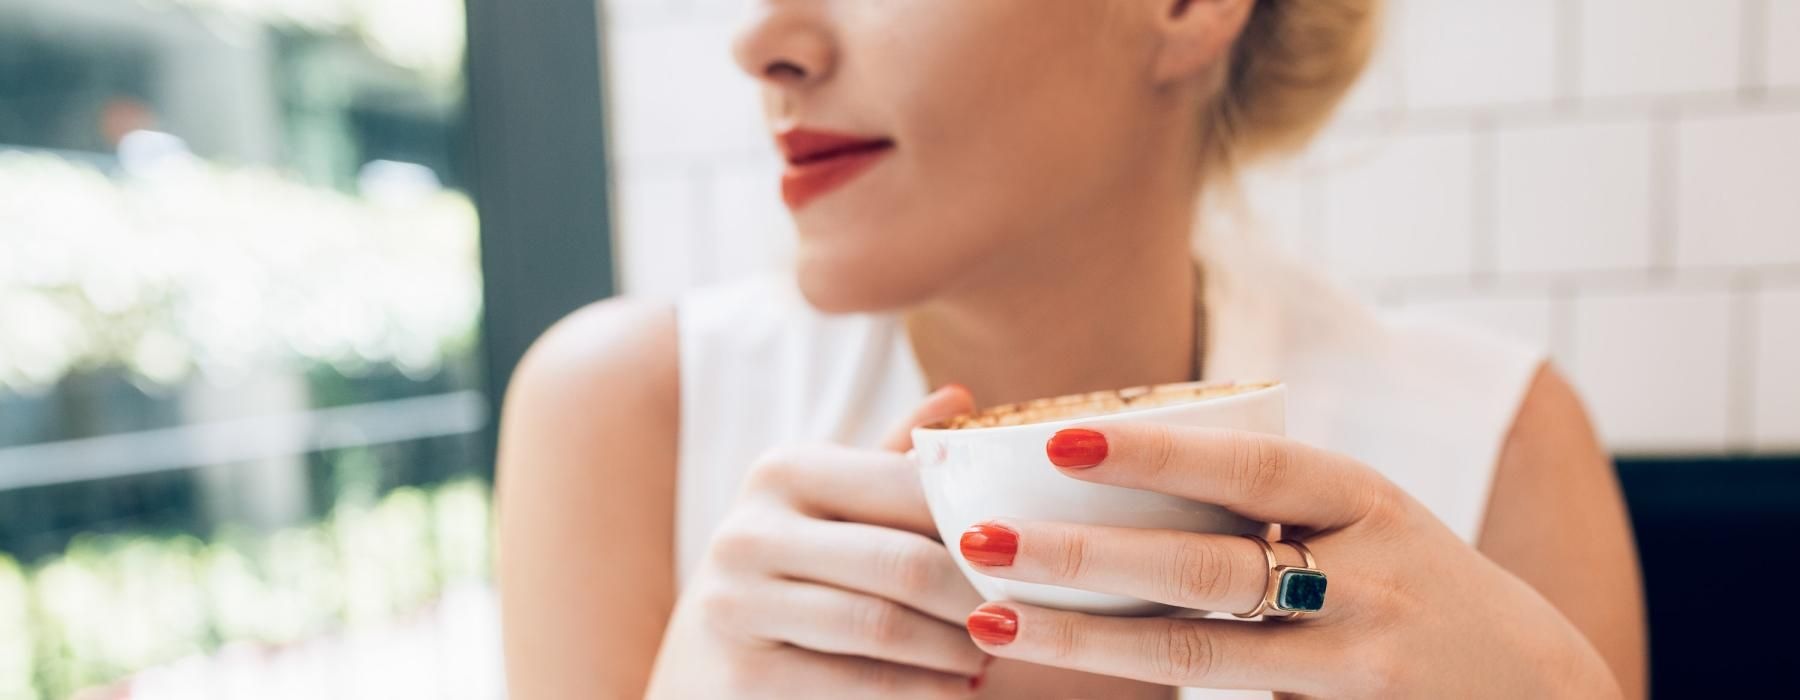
497 0 1646 697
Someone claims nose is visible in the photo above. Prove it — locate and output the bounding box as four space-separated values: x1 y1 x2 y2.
732 2 836 89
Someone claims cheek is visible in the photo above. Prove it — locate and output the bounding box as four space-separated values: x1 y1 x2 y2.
786 1 1151 310
894 13 1150 224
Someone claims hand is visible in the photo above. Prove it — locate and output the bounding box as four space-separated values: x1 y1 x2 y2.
646 386 990 700
956 424 1624 698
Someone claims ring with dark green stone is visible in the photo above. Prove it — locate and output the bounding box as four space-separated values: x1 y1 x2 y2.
1273 566 1328 613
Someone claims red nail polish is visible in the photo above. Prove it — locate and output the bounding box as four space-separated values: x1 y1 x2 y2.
966 605 1018 645
968 673 984 691
959 523 1018 567
1046 429 1108 468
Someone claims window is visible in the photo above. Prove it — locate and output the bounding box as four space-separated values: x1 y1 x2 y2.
0 1 546 696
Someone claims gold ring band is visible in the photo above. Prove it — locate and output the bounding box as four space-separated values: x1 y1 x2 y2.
1233 535 1328 621
1232 535 1279 619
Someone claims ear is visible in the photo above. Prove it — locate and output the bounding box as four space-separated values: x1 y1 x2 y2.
1151 0 1256 85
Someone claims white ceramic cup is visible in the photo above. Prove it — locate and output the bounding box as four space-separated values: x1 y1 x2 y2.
912 381 1285 616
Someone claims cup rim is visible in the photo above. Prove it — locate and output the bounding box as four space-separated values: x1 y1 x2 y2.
913 380 1283 436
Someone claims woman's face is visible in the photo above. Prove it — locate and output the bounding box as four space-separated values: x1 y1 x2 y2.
734 0 1211 313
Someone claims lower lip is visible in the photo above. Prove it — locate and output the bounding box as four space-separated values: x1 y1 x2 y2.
781 146 893 209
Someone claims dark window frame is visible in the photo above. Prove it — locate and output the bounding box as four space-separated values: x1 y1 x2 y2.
464 0 619 460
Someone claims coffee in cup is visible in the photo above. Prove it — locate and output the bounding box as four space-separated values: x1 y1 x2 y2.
912 380 1284 616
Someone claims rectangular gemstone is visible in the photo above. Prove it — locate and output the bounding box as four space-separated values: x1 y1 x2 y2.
1277 569 1327 612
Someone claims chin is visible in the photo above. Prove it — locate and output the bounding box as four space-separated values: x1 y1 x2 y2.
792 250 943 315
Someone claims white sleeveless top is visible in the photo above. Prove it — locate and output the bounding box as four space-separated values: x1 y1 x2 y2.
674 233 1543 697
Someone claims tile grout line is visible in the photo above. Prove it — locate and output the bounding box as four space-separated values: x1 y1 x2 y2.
1550 279 1578 371
1648 108 1679 280
1330 88 1800 136
1342 263 1800 300
1727 273 1760 451
1554 0 1582 109
1742 0 1770 102
1470 116 1499 286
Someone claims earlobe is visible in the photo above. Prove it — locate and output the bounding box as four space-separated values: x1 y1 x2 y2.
1152 0 1255 84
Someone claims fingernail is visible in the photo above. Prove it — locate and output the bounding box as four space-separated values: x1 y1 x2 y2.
959 523 1018 567
1046 428 1108 468
966 605 1018 645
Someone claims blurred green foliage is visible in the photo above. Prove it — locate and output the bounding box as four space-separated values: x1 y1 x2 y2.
0 479 491 699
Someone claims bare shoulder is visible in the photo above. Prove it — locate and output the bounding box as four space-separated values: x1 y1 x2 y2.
496 297 681 698
1481 363 1648 699
504 296 678 421
497 296 679 497
1498 364 1605 465
496 294 679 547
1481 363 1613 548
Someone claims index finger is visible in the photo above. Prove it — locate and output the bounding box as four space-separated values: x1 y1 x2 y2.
1050 424 1389 529
879 384 976 452
763 444 941 537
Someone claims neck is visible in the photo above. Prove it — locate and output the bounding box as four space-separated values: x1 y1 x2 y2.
904 189 1202 409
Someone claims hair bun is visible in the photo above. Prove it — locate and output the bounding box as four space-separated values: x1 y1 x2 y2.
1203 0 1383 178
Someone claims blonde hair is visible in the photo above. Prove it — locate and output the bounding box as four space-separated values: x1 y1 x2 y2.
1201 0 1384 179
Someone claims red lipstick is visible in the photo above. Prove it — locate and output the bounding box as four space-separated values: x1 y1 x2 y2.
777 128 894 209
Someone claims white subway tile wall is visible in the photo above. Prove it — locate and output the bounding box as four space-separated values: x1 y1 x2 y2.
1495 120 1655 273
607 19 760 161
1675 111 1800 268
1576 0 1743 99
1755 288 1800 451
602 0 1800 455
1319 128 1478 279
1772 0 1800 88
616 171 707 300
1572 290 1735 453
1398 295 1559 357
1397 0 1559 109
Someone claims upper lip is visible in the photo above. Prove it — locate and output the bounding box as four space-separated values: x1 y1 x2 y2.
777 128 895 166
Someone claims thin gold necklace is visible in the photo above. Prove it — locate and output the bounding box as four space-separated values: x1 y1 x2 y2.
1190 261 1208 383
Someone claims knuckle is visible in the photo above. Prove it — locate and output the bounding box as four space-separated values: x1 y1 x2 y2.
1041 613 1084 664
1152 620 1218 684
879 538 945 600
1163 538 1231 606
697 585 748 636
1230 434 1288 503
743 446 804 492
1047 530 1091 582
1360 480 1407 528
707 519 770 570
853 597 911 647
1143 427 1182 478
854 658 910 694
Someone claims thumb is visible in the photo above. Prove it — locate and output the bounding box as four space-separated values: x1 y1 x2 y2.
879 384 976 452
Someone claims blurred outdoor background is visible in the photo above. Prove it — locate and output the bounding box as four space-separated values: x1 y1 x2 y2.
1 0 507 697
1 0 1796 698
